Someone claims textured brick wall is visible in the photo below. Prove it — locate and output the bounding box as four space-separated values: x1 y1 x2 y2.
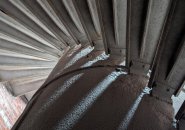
0 84 26 130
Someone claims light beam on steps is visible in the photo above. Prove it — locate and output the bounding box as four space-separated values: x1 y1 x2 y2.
117 87 152 130
80 52 109 68
38 73 83 114
64 46 93 69
54 71 127 130
38 52 109 112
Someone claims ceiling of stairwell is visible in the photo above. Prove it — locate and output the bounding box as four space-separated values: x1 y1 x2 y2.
0 0 185 129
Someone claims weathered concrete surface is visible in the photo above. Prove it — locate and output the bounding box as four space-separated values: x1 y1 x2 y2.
14 68 146 130
12 48 176 130
127 95 175 130
179 116 185 130
1 1 184 129
14 71 176 129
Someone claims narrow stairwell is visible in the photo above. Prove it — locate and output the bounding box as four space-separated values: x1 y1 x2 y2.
0 0 185 129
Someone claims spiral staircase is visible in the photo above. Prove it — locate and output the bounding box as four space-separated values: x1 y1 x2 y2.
0 0 185 129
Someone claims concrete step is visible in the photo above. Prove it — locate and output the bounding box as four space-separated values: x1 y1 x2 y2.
0 20 61 57
45 0 87 45
0 1 64 51
0 54 57 67
62 0 85 34
0 68 51 81
0 38 59 61
9 0 57 38
24 90 37 101
37 0 70 37
20 0 75 47
73 0 103 48
2 74 47 96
